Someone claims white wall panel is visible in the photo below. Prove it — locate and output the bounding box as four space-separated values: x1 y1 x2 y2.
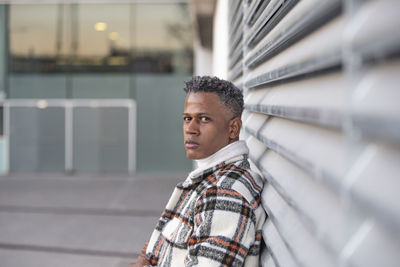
347 143 400 233
245 73 346 128
259 150 346 253
260 248 277 267
344 0 400 60
247 117 347 190
352 61 400 142
262 219 297 267
223 0 400 265
340 218 400 267
245 15 344 87
263 183 336 267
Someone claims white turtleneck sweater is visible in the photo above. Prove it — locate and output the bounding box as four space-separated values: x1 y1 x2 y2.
186 140 249 181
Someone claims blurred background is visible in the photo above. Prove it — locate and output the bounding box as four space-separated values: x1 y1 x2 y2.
0 1 194 174
0 0 196 266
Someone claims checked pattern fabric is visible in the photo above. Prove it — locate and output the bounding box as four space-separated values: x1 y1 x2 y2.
145 155 266 266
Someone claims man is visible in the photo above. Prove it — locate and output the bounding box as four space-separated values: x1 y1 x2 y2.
131 76 265 266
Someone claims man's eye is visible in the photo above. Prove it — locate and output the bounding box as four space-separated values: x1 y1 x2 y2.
183 117 191 121
200 117 210 122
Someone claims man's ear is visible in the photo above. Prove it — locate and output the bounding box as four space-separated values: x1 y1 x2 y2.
229 117 242 140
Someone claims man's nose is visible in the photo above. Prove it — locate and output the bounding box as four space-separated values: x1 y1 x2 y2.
185 119 200 135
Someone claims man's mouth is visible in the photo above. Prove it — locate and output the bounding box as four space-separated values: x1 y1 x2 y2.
185 140 200 149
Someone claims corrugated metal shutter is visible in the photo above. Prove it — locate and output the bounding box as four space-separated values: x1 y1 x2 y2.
227 0 400 266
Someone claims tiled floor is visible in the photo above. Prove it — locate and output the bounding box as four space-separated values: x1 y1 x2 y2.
0 173 185 267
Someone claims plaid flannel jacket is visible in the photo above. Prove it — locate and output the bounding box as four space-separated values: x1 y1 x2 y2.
145 154 265 266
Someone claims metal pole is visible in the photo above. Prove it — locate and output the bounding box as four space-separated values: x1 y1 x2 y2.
128 101 136 173
65 101 73 173
4 102 9 174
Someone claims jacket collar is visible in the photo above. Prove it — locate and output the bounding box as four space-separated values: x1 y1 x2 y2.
178 141 249 188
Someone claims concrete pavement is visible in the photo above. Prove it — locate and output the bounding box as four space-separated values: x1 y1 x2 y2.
0 173 186 267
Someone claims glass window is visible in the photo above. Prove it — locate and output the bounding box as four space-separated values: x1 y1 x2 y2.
134 3 193 73
8 3 193 74
9 5 61 72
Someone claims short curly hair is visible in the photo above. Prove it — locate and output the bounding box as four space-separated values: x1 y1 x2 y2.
183 76 244 118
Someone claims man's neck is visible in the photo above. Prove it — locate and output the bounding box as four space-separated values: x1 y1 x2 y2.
194 140 248 171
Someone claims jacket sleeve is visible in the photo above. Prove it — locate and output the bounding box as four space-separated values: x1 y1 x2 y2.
185 186 256 266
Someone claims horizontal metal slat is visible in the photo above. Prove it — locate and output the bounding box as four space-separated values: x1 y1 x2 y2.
228 8 243 40
250 127 400 267
247 0 299 48
344 0 400 63
232 76 244 91
245 0 341 69
262 183 336 267
228 39 244 69
228 0 242 26
246 134 268 163
260 247 278 267
245 105 341 129
245 0 284 46
229 20 244 56
235 83 244 91
242 109 251 117
262 219 298 267
351 61 400 143
245 0 271 27
228 61 243 81
228 50 243 70
244 112 269 136
341 218 400 267
352 115 400 144
240 129 251 143
244 61 400 140
347 143 400 236
246 132 346 254
255 149 346 254
244 0 316 49
229 36 243 57
245 52 341 89
243 88 266 105
245 15 344 89
243 116 347 192
244 72 345 128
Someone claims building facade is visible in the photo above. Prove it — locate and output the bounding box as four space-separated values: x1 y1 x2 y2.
0 1 194 174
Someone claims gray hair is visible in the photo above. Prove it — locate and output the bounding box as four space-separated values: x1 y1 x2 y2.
183 76 244 118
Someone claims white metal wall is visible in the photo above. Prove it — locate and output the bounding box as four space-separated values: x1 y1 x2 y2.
227 0 400 266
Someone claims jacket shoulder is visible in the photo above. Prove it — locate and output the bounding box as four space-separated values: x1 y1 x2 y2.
213 160 264 205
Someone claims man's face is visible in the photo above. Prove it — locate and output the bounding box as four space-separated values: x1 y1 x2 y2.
182 92 234 160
